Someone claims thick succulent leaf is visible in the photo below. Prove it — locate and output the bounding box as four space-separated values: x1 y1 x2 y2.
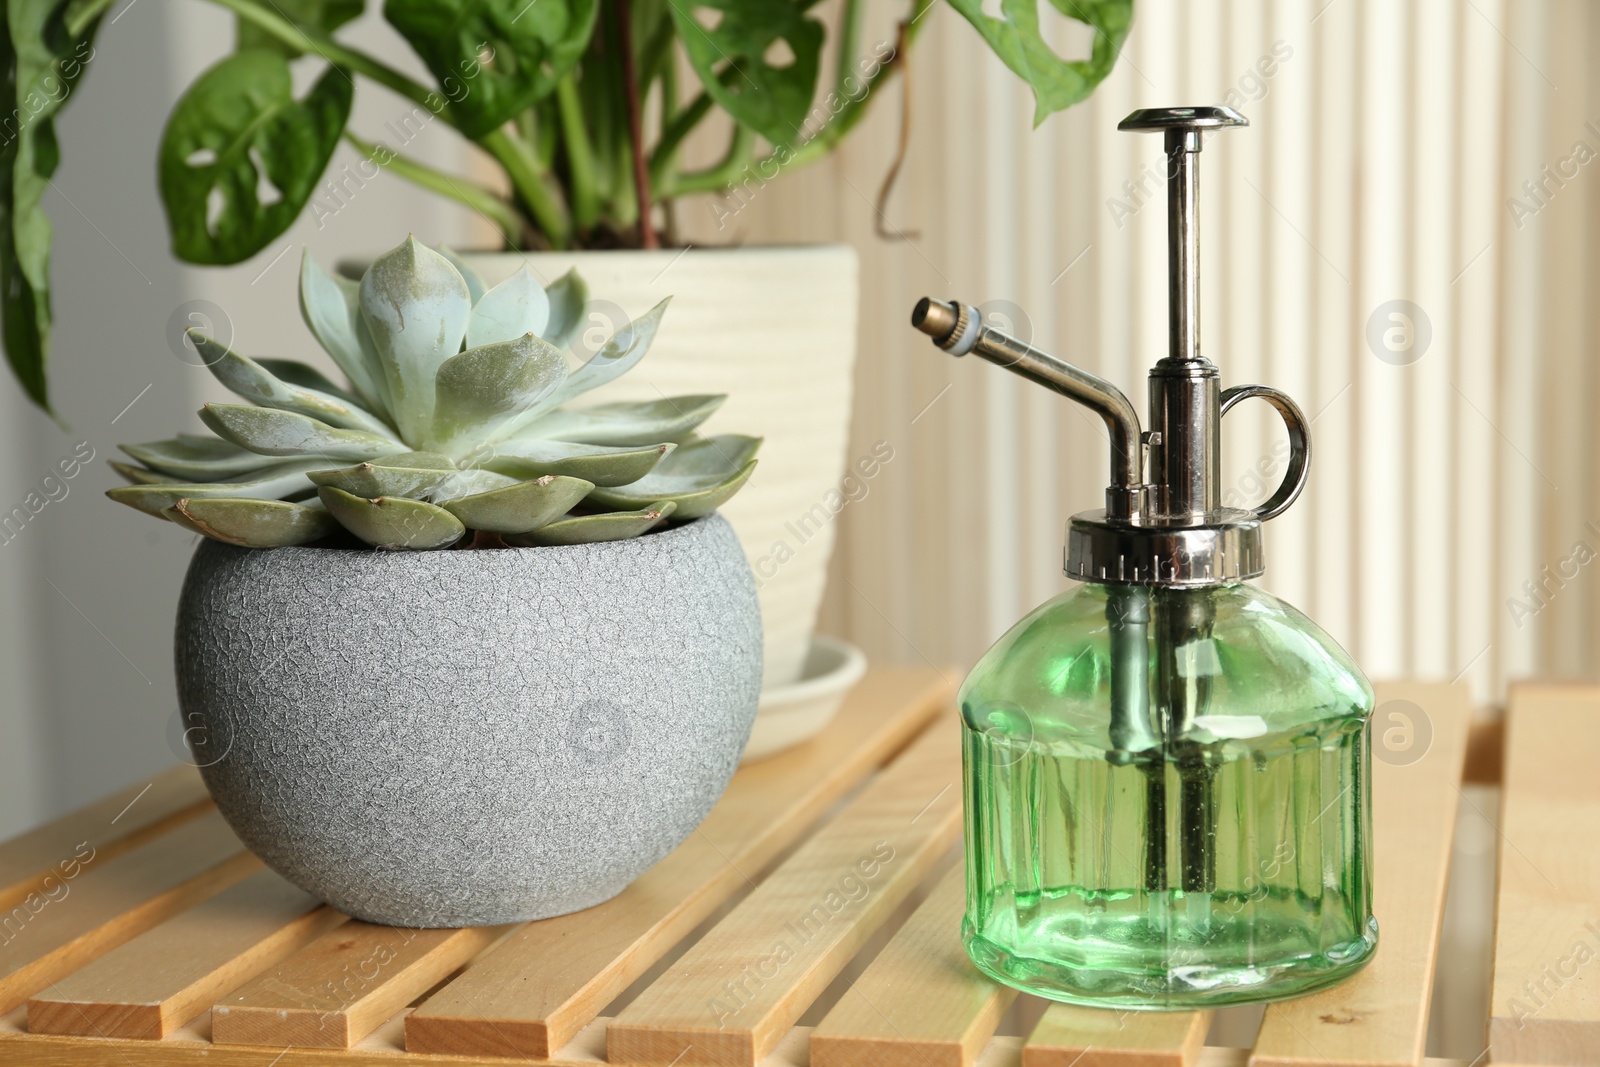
667 2 823 148
1 0 103 412
201 404 407 461
317 486 465 550
165 498 338 548
509 501 676 547
159 51 352 264
436 246 487 304
438 474 593 534
589 460 757 520
423 468 522 500
379 450 456 469
359 236 473 444
485 439 673 487
121 434 277 482
308 462 515 501
524 394 725 446
190 331 397 437
382 0 599 139
944 0 1132 125
255 358 363 406
106 459 325 518
554 299 669 403
586 435 762 519
109 462 177 486
466 267 549 350
428 333 568 454
542 269 587 351
300 252 387 411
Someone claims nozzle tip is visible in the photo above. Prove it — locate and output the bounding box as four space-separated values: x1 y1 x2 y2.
912 297 958 340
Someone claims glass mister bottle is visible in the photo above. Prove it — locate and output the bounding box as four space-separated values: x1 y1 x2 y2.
910 107 1377 1009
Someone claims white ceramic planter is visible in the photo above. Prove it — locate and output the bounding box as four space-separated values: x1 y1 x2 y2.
458 246 858 689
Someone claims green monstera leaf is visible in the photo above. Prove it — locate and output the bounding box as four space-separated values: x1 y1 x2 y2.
236 0 363 56
944 0 1133 126
382 0 599 139
668 0 824 149
160 50 353 264
0 0 104 411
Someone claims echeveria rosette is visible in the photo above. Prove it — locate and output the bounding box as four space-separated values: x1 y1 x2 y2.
107 236 759 550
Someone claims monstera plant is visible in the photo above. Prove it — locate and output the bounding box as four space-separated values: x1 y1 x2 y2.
107 235 758 549
2 0 1133 413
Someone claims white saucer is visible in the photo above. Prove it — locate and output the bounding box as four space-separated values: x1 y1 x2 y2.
741 636 868 764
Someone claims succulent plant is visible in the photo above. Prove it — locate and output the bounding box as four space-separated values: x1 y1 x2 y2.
108 236 759 550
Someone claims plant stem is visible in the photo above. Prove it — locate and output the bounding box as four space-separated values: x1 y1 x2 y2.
203 0 439 114
343 133 522 241
478 129 573 249
556 76 601 232
668 124 756 197
660 61 680 246
836 0 864 96
65 0 117 37
871 17 918 240
616 0 657 249
648 63 742 192
649 89 714 186
637 10 676 97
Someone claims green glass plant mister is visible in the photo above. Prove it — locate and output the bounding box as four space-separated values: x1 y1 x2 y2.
910 107 1377 1010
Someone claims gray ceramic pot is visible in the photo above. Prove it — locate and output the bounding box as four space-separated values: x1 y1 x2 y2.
175 514 761 927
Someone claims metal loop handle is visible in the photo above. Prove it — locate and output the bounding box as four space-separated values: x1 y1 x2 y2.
1219 385 1311 521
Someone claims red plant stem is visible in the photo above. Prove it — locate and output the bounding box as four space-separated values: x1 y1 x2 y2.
616 0 658 249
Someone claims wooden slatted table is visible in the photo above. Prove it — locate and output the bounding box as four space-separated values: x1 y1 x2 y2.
0 665 1551 1067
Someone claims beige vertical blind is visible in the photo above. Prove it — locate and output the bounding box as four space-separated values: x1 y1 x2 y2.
674 0 1598 705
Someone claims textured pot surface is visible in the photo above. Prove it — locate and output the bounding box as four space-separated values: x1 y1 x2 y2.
175 515 761 927
458 246 858 690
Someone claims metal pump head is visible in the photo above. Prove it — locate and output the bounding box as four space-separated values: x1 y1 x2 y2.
913 106 1312 588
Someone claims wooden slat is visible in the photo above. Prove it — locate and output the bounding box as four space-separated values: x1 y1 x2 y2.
811 863 1016 1067
1025 1007 1211 1067
0 811 254 1015
211 920 511 1048
405 664 948 1060
0 1011 820 1066
0 766 211 912
1249 681 1471 1067
0 1006 1488 1067
607 712 963 1066
27 870 342 1039
1463 716 1503 785
1486 683 1600 1066
992 1044 1475 1067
